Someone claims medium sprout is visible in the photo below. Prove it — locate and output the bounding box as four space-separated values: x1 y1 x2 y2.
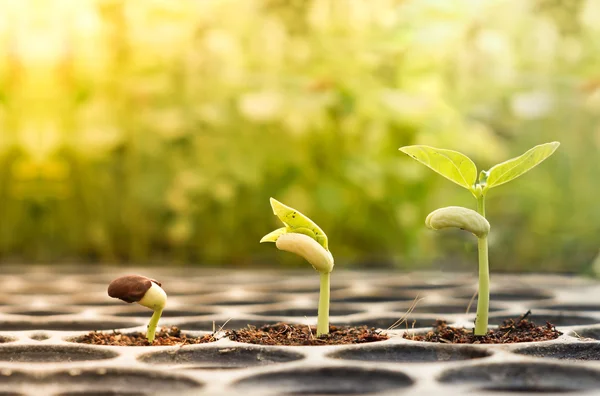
400 142 559 336
261 198 334 336
108 275 167 343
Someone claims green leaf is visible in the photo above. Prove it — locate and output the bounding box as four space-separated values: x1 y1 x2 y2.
484 142 560 192
399 145 477 192
260 227 288 243
268 198 329 250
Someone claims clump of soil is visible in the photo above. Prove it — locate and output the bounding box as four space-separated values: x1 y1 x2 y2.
404 312 562 344
226 323 388 346
76 326 217 346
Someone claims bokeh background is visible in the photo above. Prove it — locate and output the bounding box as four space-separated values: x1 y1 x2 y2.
0 0 598 272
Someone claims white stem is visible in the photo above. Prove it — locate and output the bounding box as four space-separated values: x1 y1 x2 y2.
317 272 330 336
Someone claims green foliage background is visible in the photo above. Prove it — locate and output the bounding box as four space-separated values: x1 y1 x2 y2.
0 0 598 271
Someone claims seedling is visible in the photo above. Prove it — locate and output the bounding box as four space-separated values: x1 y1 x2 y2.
399 142 560 335
108 275 167 343
261 198 334 336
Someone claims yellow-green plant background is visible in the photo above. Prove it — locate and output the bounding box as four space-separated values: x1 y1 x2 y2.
0 0 598 271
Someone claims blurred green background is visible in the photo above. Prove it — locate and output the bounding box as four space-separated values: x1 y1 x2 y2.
0 0 598 271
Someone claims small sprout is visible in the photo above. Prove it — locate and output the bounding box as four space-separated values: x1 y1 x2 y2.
400 142 559 336
108 275 167 343
261 198 334 336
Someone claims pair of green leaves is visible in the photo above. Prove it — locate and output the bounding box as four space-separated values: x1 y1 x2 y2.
399 142 560 197
260 198 333 273
260 198 329 250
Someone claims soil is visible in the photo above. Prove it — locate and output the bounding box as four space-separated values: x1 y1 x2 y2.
75 326 217 346
404 312 562 344
226 322 388 346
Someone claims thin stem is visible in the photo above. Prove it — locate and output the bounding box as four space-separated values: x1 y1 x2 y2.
317 272 330 336
477 194 486 217
474 193 489 336
474 235 489 335
147 308 163 343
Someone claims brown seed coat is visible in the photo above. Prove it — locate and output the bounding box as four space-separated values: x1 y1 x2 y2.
107 275 161 303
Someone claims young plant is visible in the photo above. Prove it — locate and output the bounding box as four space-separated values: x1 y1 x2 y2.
260 198 334 336
108 275 167 343
399 142 560 335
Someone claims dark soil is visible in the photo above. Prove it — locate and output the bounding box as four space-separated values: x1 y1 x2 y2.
75 326 217 346
404 312 562 344
226 323 388 346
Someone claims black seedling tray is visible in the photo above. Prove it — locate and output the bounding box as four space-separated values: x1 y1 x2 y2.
0 266 599 395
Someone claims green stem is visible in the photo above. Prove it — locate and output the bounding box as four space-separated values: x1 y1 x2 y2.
475 235 489 335
477 194 486 217
474 193 489 336
147 308 163 343
317 272 330 336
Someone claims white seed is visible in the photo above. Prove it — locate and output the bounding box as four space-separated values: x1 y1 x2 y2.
425 206 490 238
276 233 334 273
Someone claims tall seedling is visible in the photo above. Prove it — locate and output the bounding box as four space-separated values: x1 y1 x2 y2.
399 142 560 335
